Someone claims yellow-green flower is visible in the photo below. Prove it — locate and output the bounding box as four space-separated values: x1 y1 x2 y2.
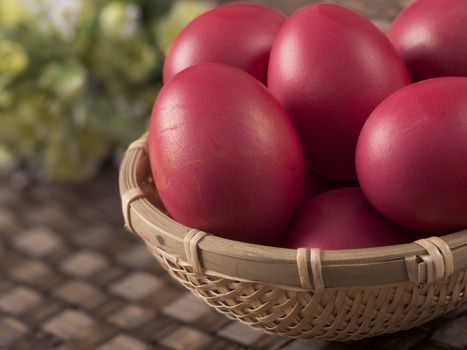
0 144 15 171
0 0 205 182
0 40 29 78
154 0 214 54
94 35 159 85
0 89 13 108
39 61 87 100
43 125 109 182
2 91 48 158
99 2 141 39
0 0 30 28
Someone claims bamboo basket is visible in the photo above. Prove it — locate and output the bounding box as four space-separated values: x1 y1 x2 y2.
119 134 467 341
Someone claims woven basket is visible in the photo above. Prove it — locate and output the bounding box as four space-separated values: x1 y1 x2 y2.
119 134 467 341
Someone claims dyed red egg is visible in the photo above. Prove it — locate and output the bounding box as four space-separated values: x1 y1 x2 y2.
388 0 467 81
163 3 286 84
268 4 410 182
283 188 418 250
356 77 467 233
149 63 305 244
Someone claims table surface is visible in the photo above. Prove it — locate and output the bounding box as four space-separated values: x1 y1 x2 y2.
1 0 467 349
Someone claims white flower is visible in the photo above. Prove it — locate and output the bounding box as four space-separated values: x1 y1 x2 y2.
48 0 82 40
19 0 49 15
20 0 82 41
100 2 141 39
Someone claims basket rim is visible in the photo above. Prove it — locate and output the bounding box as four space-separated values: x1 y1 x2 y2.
119 134 467 289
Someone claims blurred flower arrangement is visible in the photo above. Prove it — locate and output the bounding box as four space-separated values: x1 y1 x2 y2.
0 0 212 182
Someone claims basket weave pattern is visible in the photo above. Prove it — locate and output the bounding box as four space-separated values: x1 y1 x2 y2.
119 135 467 341
148 245 467 341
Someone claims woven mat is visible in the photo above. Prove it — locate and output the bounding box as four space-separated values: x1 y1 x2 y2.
1 1 467 349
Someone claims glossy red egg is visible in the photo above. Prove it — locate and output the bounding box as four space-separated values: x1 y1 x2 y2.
163 3 286 84
268 4 410 182
356 77 467 233
149 63 305 244
388 0 467 81
283 188 418 250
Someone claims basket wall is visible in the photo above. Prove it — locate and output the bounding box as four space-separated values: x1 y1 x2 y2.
150 245 467 341
120 135 467 341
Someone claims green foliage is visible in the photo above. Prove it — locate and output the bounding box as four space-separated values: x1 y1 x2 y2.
0 0 212 182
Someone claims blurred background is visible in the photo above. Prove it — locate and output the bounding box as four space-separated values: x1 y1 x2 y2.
3 1 466 350
0 0 408 185
0 0 214 184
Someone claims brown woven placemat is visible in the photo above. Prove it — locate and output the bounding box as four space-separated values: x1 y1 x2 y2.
1 1 467 349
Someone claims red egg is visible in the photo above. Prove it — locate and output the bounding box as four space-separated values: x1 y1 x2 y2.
268 4 410 182
149 63 305 244
388 0 467 81
356 77 467 233
163 3 285 84
283 188 418 250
